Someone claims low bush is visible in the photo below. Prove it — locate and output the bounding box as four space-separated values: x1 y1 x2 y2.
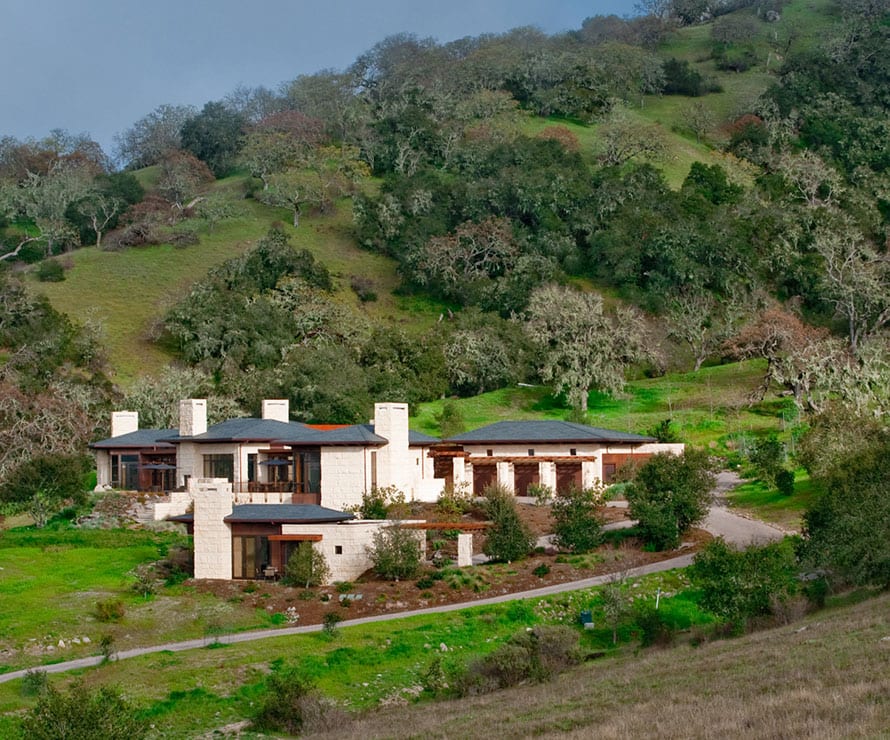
284 542 331 588
94 598 126 623
36 259 65 282
481 484 534 563
455 625 581 696
20 681 146 740
551 486 604 553
252 666 317 735
368 524 423 580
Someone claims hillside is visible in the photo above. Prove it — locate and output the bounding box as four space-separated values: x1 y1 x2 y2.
313 590 890 739
22 0 845 388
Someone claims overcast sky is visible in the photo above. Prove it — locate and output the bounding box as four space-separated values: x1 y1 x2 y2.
1 1 638 156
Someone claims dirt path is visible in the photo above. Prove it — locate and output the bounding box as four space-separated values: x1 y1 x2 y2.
0 472 784 685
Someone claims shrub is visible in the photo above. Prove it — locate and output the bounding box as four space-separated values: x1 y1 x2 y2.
20 681 146 740
776 469 796 497
416 574 435 589
20 669 48 697
0 453 90 508
635 602 674 647
455 625 580 696
354 485 407 519
252 666 316 736
349 275 377 302
551 486 605 553
690 538 799 625
36 259 65 282
749 434 785 485
368 524 423 580
436 481 473 519
527 482 553 506
625 449 714 550
533 563 550 578
95 598 126 623
481 484 534 563
322 612 342 638
284 542 331 588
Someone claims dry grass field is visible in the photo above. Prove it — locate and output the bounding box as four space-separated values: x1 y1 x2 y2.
315 591 890 739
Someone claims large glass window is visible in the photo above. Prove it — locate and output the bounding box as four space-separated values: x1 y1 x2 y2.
203 454 234 482
111 454 139 489
232 536 270 579
293 449 321 493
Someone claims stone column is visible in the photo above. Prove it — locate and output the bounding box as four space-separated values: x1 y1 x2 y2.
582 460 601 489
496 461 514 494
457 533 473 567
192 478 234 580
539 461 556 491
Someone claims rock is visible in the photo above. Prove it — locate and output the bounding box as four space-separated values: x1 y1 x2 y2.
439 642 448 652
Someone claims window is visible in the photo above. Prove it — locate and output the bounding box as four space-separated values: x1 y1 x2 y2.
203 454 234 482
233 536 270 579
570 449 577 456
528 449 535 457
247 453 257 483
370 451 378 488
486 449 493 457
293 449 321 493
110 454 139 489
335 545 343 555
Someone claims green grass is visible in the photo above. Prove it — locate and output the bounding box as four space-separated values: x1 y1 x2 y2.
0 527 186 659
0 568 709 737
727 470 818 529
28 182 407 386
412 360 784 449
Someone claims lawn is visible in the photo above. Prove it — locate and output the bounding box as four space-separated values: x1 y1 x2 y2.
0 568 707 737
411 360 786 450
727 470 818 529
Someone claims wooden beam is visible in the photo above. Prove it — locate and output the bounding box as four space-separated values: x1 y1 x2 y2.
268 534 323 541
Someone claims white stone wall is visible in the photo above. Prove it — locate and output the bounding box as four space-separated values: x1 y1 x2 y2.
179 399 207 437
261 399 289 422
373 403 412 494
280 520 425 583
320 447 369 510
152 490 193 520
110 411 138 437
191 478 234 580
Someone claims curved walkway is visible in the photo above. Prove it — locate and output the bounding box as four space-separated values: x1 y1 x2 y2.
0 473 783 685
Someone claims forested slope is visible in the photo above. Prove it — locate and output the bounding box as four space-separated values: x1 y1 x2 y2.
1 0 888 496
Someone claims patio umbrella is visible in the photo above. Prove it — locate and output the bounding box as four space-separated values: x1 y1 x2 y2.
259 458 292 466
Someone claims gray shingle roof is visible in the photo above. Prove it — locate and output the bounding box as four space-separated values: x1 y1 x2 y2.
409 429 440 445
275 424 387 446
174 418 323 443
90 429 178 449
443 420 655 445
223 504 354 523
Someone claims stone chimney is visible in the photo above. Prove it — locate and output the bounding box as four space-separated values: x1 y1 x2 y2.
111 411 138 438
179 399 207 437
373 403 410 493
261 399 290 423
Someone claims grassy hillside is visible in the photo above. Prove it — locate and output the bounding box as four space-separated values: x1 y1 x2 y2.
28 187 415 385
321 590 890 739
412 360 786 447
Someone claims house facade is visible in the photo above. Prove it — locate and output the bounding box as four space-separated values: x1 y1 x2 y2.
429 420 683 496
91 401 683 582
92 400 441 512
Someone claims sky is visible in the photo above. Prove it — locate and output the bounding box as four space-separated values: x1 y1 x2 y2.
0 1 638 157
